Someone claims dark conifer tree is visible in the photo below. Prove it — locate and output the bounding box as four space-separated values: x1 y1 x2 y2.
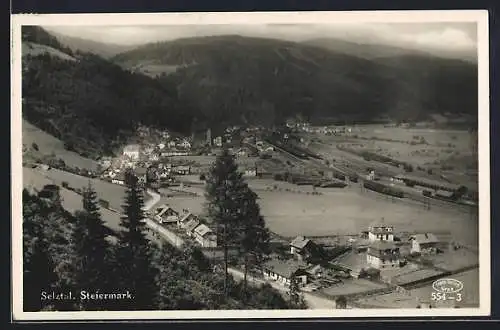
205 149 248 297
238 188 270 298
69 182 113 310
112 170 159 310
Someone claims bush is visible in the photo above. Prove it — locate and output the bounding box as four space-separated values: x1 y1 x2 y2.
31 142 39 151
199 173 206 181
427 168 433 175
61 181 69 189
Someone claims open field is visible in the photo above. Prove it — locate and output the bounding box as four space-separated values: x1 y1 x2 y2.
312 125 478 186
423 249 479 272
23 120 99 171
25 167 127 210
161 177 477 247
22 167 123 232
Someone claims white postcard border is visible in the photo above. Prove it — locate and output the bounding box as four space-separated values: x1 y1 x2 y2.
11 10 491 321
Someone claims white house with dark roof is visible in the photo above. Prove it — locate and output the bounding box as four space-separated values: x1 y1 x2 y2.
153 204 179 224
290 236 317 261
409 233 439 254
178 212 197 228
262 259 309 287
184 218 200 236
368 223 394 242
367 241 401 269
123 144 140 160
194 224 217 248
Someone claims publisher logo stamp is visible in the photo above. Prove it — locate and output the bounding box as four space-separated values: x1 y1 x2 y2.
431 278 464 303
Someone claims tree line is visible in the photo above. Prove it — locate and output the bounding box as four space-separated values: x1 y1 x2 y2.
23 153 306 311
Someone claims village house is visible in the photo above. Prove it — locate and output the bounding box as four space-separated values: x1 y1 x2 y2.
262 259 309 287
135 167 148 184
178 212 197 229
153 204 179 224
178 140 192 149
366 241 401 269
409 233 440 254
173 165 191 175
290 236 317 261
184 218 201 237
213 136 223 147
167 140 177 149
243 166 257 177
38 184 60 202
158 143 166 150
368 223 394 242
123 144 140 160
193 224 218 248
111 172 126 185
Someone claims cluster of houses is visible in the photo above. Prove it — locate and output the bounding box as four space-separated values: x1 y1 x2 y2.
150 204 217 248
336 223 443 280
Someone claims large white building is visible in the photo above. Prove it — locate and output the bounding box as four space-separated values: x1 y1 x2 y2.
366 241 401 269
123 144 140 160
368 223 394 242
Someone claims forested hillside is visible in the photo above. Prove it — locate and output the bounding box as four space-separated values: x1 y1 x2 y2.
114 35 477 127
22 28 478 158
22 27 193 158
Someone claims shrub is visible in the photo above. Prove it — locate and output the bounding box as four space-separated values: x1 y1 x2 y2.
199 173 206 181
31 142 39 151
61 181 69 189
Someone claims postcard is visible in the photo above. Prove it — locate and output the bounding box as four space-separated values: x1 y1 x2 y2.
11 10 490 321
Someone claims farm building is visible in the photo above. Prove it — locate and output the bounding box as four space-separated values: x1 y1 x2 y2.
368 223 394 242
409 233 439 254
154 204 179 224
135 167 148 183
172 165 191 175
243 166 258 177
262 259 309 287
184 218 201 237
290 236 318 261
367 241 401 269
37 184 60 202
178 212 197 228
123 144 140 160
111 173 126 186
194 224 217 248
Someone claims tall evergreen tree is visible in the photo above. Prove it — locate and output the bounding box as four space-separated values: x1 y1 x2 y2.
69 182 113 310
112 170 159 310
238 188 270 297
205 149 248 297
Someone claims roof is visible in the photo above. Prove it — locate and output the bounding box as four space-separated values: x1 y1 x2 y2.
369 241 398 251
290 236 312 249
155 204 178 217
410 233 439 244
194 224 213 237
263 259 309 279
124 144 140 152
185 218 201 232
179 212 195 223
113 172 126 181
135 167 148 175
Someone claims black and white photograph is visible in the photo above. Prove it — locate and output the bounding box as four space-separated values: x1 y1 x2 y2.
11 11 490 320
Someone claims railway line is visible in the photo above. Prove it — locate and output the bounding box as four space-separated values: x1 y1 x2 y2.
268 141 478 215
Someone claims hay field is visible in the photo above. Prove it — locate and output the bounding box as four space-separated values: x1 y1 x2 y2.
27 167 127 210
22 120 99 171
22 167 123 232
159 178 477 246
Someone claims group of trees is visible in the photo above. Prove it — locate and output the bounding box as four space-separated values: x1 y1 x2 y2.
23 158 297 311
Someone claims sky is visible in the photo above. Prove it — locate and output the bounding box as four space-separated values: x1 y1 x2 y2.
44 22 477 60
